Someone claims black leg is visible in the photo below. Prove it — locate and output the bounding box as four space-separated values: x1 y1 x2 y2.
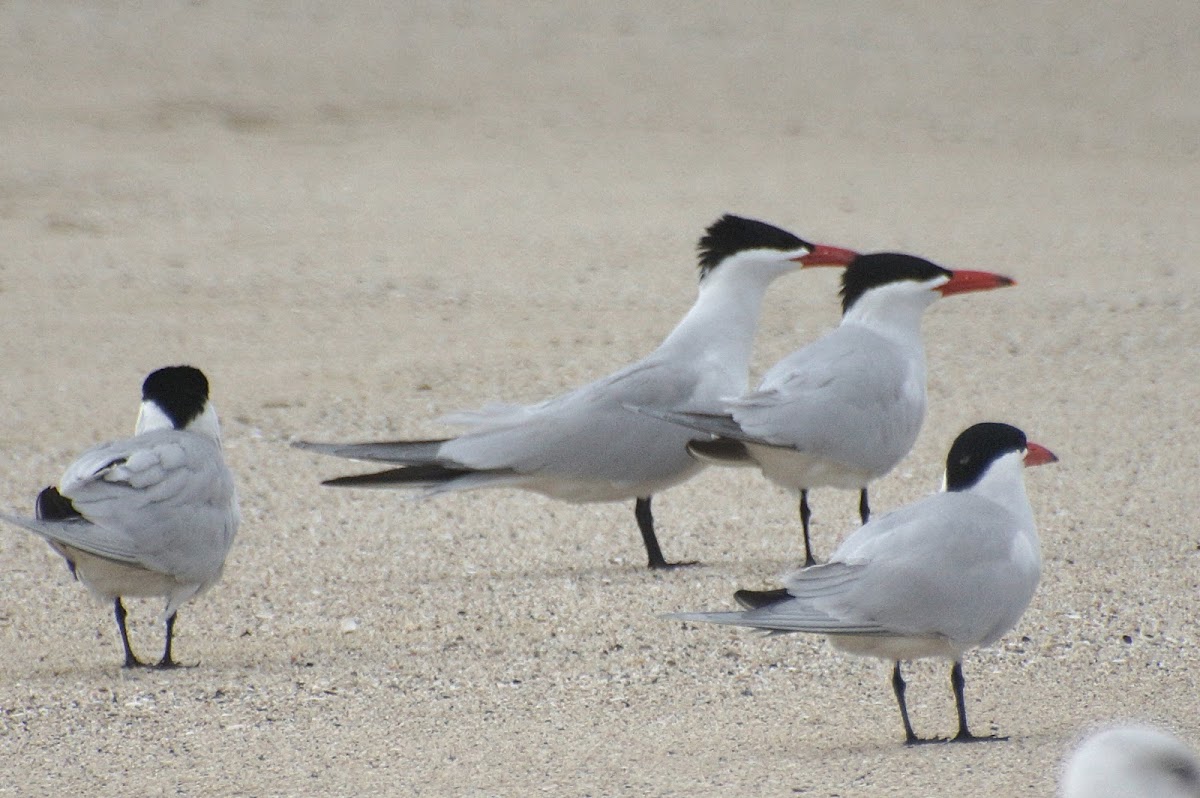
949 660 1007 743
798 490 816 567
155 611 182 669
892 661 920 745
859 488 870 524
114 597 144 668
636 496 698 570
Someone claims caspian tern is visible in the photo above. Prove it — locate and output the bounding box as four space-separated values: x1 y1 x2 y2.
669 422 1058 744
294 215 857 569
1061 726 1200 798
637 253 1015 566
0 366 239 668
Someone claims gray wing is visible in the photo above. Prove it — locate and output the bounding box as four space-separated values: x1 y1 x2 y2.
669 562 890 635
8 430 239 581
727 327 923 472
809 493 1039 644
0 511 142 565
625 406 749 439
295 353 722 483
291 438 445 465
433 355 717 481
675 493 1039 645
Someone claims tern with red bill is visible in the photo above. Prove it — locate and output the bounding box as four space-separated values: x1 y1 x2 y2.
635 252 1015 565
669 422 1057 745
295 215 856 569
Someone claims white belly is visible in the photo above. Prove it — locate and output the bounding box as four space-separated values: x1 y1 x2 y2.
830 632 965 662
54 544 181 600
745 443 875 491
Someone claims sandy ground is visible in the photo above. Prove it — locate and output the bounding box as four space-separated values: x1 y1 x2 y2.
1 2 1198 795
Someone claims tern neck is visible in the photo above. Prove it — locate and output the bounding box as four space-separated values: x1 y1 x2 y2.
841 283 937 348
656 265 782 381
954 452 1038 540
136 400 223 444
189 403 224 444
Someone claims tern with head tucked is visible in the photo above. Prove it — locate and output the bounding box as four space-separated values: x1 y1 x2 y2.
669 422 1057 744
295 215 856 569
1 366 239 668
638 252 1015 565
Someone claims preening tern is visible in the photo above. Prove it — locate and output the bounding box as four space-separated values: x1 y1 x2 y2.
1 366 239 668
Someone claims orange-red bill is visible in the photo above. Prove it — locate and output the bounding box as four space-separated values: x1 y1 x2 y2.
797 244 859 268
1024 442 1058 467
937 269 1016 296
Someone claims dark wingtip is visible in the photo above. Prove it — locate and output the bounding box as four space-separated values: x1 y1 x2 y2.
36 486 83 521
320 469 413 488
734 587 792 610
687 438 752 463
321 463 476 488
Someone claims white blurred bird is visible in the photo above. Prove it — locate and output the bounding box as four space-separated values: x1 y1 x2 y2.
1062 726 1200 798
1 366 239 668
669 422 1057 744
295 215 856 568
638 252 1014 566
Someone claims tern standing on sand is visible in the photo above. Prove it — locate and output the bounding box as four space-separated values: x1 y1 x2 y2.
639 253 1015 565
670 422 1056 744
1 366 239 668
296 215 856 568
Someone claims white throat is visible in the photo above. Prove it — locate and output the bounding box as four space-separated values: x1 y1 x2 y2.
656 251 803 376
841 279 943 346
946 450 1034 525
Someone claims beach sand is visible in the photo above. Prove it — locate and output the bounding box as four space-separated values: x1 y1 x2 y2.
1 3 1197 795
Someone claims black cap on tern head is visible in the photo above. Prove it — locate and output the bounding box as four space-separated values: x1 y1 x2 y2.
697 215 814 280
944 422 1028 492
839 253 952 314
142 365 210 430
